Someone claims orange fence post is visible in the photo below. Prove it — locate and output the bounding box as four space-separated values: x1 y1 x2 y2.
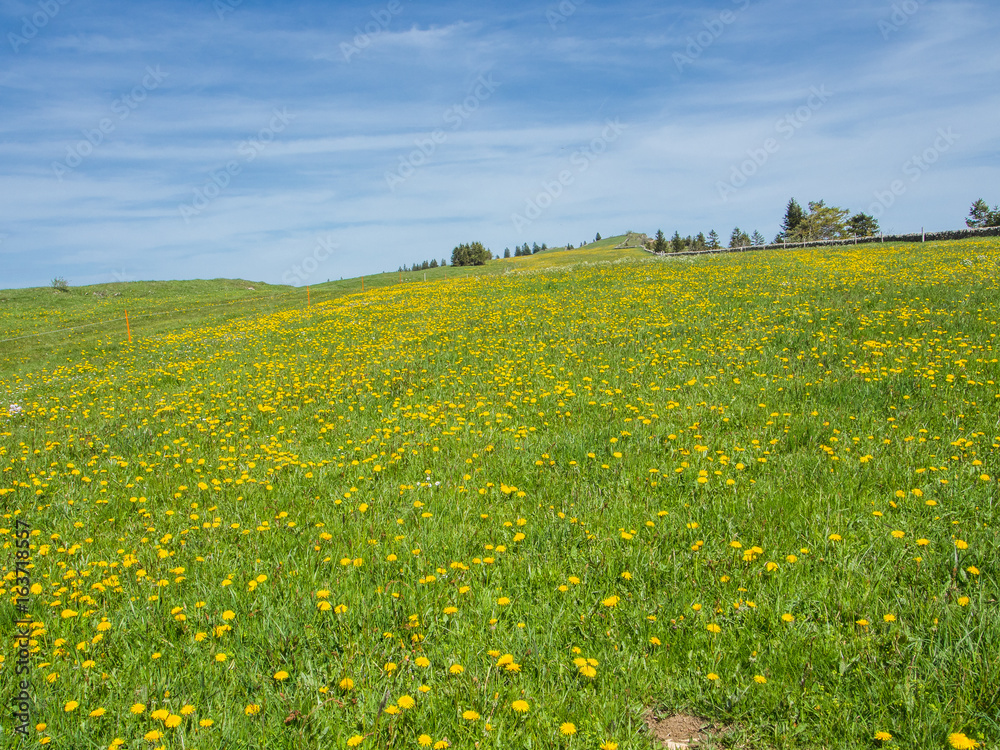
125 309 132 343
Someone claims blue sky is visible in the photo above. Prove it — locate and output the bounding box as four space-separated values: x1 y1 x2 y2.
1 0 998 289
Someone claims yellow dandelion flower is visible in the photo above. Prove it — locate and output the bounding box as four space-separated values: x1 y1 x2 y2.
948 733 979 749
560 722 577 736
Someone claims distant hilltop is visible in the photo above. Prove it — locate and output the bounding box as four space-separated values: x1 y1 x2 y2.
614 232 650 249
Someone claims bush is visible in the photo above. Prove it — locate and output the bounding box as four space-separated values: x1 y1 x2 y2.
51 277 69 292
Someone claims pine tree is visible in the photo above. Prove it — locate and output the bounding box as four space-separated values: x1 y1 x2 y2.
707 230 720 249
966 199 1000 228
751 230 766 246
847 213 880 237
651 229 666 253
670 231 683 253
729 228 751 248
778 198 805 241
595 232 601 241
503 247 511 258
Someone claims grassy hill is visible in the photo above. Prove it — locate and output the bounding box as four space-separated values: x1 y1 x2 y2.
1 236 998 748
0 235 644 376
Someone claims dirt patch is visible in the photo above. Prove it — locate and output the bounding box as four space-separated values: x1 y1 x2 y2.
646 711 716 748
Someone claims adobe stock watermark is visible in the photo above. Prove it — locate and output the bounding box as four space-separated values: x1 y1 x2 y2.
384 74 499 192
178 107 294 223
673 0 751 74
214 0 242 21
283 234 339 285
510 118 626 233
51 66 169 182
340 0 405 63
547 0 585 30
716 85 832 202
867 127 959 220
878 0 925 40
8 0 71 53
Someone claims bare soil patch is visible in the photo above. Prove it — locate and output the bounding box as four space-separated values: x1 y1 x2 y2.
646 710 722 748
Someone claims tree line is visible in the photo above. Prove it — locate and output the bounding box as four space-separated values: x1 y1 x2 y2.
445 197 998 270
503 242 549 258
398 258 447 273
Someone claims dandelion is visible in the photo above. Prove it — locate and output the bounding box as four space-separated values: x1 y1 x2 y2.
89 707 106 717
754 675 767 684
143 730 163 742
874 731 892 741
245 704 261 715
883 614 896 622
948 733 979 749
449 664 464 675
706 673 719 681
274 670 289 681
164 714 182 728
602 595 620 607
64 701 79 712
130 703 146 715
600 743 619 750
339 677 355 691
706 623 721 633
560 722 577 736
957 596 970 607
828 533 842 541
398 695 415 710
512 699 530 713
415 657 430 668
418 736 432 747
346 735 365 747
462 710 480 721
781 613 795 623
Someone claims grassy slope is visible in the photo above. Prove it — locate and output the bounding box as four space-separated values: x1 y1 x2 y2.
0 236 997 749
0 236 641 376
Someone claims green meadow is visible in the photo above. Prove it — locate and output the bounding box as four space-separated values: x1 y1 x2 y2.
1 236 997 749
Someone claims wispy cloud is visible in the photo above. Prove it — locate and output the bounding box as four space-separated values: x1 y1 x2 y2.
0 0 998 288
